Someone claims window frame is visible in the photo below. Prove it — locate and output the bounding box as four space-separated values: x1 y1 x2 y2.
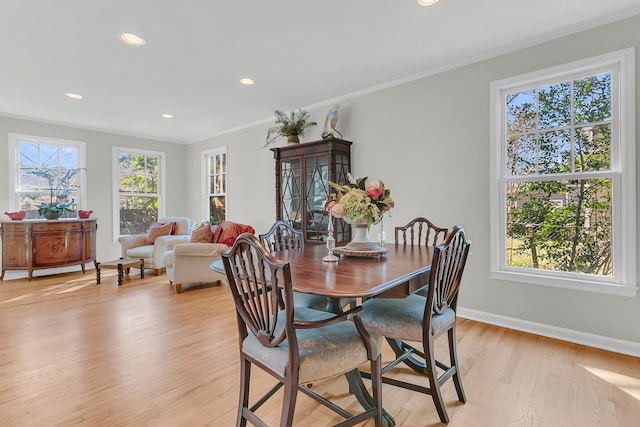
112 146 166 240
8 133 87 214
202 146 227 223
489 48 636 297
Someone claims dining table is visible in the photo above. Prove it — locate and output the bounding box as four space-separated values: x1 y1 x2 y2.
211 242 436 427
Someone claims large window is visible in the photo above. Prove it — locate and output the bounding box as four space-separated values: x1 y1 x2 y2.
113 147 165 237
490 48 636 296
204 147 227 224
8 134 86 219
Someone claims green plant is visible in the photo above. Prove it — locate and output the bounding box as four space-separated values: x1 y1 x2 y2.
27 167 83 217
265 109 317 146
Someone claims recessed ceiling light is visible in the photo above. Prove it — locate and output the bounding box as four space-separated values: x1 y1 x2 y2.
64 93 83 99
239 78 255 85
161 113 174 119
418 0 440 5
120 33 146 46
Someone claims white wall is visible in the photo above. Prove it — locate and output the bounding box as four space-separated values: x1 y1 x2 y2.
0 116 188 270
187 14 640 345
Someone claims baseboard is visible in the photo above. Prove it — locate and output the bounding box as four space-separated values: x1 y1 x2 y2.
457 307 640 358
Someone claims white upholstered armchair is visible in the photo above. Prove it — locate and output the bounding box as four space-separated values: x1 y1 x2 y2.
117 216 195 276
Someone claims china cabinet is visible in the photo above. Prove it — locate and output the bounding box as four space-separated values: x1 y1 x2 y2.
272 137 352 244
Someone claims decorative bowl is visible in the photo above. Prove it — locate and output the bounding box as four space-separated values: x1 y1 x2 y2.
78 210 93 219
4 210 27 220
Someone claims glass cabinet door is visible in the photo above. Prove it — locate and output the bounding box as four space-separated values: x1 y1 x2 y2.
280 158 301 227
305 155 329 242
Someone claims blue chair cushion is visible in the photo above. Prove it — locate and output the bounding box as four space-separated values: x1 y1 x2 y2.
242 306 382 384
361 294 455 341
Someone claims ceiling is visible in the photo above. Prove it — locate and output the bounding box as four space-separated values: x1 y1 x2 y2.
2 1 639 144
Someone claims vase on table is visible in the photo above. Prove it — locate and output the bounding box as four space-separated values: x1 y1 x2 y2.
343 217 384 252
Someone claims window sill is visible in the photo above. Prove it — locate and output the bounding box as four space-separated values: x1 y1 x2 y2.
490 269 637 297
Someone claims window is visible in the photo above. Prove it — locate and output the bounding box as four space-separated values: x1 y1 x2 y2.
203 147 227 224
113 147 165 237
8 134 86 219
490 48 636 296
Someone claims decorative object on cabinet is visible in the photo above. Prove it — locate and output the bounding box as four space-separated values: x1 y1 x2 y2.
25 167 83 219
264 109 317 146
4 211 27 220
321 104 343 139
0 218 97 281
272 137 352 244
78 209 93 218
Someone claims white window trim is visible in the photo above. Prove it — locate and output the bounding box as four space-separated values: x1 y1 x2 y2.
8 133 87 212
489 47 636 297
202 146 227 222
112 146 166 240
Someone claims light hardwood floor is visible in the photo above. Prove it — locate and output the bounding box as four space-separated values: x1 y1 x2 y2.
1 270 638 426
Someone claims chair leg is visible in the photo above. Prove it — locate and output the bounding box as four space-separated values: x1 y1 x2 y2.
426 335 449 424
448 326 466 403
371 355 384 427
174 283 182 293
237 358 250 427
154 268 162 276
280 376 298 427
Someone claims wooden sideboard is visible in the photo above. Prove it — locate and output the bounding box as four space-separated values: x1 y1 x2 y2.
0 218 97 281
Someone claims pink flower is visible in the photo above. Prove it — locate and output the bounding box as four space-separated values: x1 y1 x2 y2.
331 203 345 218
325 200 337 212
365 181 381 200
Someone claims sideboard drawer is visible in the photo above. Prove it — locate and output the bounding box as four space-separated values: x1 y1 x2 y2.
32 221 81 232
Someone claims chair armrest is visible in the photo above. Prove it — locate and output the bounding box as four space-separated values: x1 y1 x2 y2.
117 234 147 257
173 243 227 257
165 236 192 251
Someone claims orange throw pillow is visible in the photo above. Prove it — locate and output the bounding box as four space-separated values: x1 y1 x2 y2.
190 223 213 243
145 222 174 245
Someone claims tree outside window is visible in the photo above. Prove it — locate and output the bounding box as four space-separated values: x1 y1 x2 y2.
117 150 161 234
490 49 636 296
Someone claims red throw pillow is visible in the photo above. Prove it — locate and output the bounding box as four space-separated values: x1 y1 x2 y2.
221 237 236 247
145 222 174 245
215 221 256 246
190 223 213 243
210 225 222 243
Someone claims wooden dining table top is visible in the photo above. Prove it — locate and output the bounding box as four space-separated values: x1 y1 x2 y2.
211 243 434 300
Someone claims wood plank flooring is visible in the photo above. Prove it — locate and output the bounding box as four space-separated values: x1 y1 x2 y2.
1 270 638 426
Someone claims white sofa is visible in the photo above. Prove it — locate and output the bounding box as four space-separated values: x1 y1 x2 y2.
162 241 227 293
117 216 195 276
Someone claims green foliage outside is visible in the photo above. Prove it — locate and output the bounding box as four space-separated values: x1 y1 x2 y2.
505 74 612 277
119 153 159 234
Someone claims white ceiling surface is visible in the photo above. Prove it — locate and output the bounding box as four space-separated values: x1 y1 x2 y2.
1 1 639 144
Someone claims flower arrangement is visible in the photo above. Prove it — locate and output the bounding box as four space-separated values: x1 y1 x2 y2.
326 173 394 228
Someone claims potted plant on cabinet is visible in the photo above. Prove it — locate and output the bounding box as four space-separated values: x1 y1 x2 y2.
27 167 82 219
265 109 317 147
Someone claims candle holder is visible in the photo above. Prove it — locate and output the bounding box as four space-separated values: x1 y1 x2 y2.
323 211 339 262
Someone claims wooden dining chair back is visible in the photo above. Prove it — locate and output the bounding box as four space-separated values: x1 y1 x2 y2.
361 226 471 424
259 220 304 252
222 233 383 427
260 220 350 312
395 216 448 247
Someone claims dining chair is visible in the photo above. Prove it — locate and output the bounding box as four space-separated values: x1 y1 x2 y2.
395 216 448 247
259 220 351 312
395 217 449 299
361 225 471 424
221 233 383 427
